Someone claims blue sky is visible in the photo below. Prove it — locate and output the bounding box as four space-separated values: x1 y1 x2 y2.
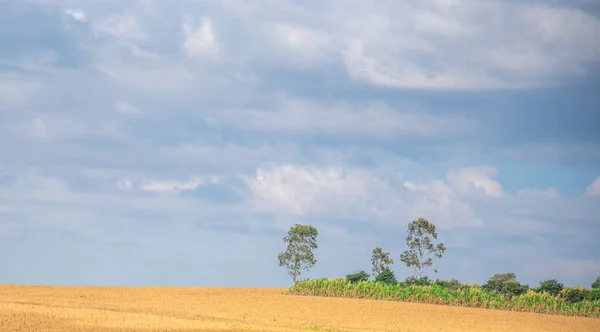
1 0 599 288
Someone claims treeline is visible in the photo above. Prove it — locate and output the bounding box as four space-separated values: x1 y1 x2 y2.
277 218 600 318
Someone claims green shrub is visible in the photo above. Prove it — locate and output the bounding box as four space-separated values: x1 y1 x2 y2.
346 270 370 283
592 277 600 289
534 279 564 297
502 280 529 297
405 276 432 286
482 272 516 293
560 286 588 304
586 288 600 301
374 267 397 285
434 278 463 291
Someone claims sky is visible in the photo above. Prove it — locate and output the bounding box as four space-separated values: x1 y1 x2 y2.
0 0 599 288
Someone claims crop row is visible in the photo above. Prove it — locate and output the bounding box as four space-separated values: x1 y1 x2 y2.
287 278 600 318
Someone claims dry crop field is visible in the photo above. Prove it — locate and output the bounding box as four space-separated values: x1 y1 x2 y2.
1 284 599 332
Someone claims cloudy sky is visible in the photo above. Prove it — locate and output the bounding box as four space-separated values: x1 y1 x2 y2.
1 0 599 288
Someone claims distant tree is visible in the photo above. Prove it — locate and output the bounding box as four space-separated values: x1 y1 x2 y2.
399 218 446 279
375 267 397 285
278 224 319 284
346 270 370 283
592 277 600 289
534 279 564 296
483 273 516 293
371 247 394 276
502 280 530 297
405 276 432 286
434 278 463 291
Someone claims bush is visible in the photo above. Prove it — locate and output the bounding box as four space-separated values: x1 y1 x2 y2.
502 281 529 297
592 277 600 289
346 270 370 283
560 286 588 304
534 279 564 297
434 278 464 291
482 272 516 293
586 288 600 302
405 276 432 286
375 267 397 285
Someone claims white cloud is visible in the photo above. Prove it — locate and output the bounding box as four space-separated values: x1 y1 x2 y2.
402 179 483 229
585 177 600 196
93 13 147 41
446 166 504 197
116 180 133 190
182 17 219 60
341 0 600 89
245 165 383 215
139 179 202 192
65 9 86 22
343 39 508 90
270 24 333 63
21 0 600 90
245 164 487 229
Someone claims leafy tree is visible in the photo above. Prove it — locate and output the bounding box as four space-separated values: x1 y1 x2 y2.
434 278 463 291
375 267 397 285
399 218 446 279
534 279 563 296
586 288 600 301
346 270 370 283
592 277 600 289
405 276 432 286
371 247 394 276
278 224 318 284
560 287 587 304
502 281 529 297
482 272 516 293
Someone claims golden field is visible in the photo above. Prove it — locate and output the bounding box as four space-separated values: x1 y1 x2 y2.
1 284 599 332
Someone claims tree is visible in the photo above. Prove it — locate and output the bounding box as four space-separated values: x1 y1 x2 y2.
278 224 319 284
534 279 564 296
592 277 600 289
375 267 397 285
482 273 516 293
399 217 446 279
502 280 529 297
346 270 370 283
371 247 394 276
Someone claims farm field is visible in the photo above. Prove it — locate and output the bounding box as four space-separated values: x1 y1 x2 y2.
1 284 599 332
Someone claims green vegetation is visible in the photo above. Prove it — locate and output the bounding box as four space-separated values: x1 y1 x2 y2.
279 217 600 318
374 267 397 285
278 224 319 284
534 279 564 297
371 247 394 276
592 277 600 289
399 218 446 279
287 278 600 318
346 270 370 283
